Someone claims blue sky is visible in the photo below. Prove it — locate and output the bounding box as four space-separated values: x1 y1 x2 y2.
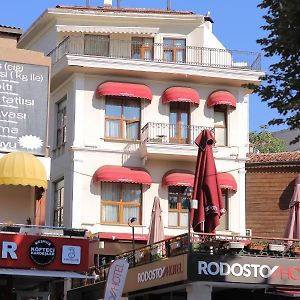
1 0 284 132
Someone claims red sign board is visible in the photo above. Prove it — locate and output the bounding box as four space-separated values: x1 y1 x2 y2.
0 233 89 272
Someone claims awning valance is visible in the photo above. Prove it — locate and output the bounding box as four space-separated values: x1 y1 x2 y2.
162 87 200 105
217 172 237 191
56 25 159 36
0 152 47 189
96 82 152 101
93 165 152 185
162 169 194 187
207 90 236 108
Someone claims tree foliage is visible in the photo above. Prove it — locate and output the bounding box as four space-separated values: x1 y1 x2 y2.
249 125 286 153
251 0 300 144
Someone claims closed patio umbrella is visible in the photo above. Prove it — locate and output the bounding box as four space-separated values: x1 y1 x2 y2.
191 129 225 233
284 174 300 240
147 196 165 244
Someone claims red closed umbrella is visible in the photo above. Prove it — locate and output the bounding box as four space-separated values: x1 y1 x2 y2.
191 129 225 233
147 197 165 244
284 174 300 240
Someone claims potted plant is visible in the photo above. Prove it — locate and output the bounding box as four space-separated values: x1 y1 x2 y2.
227 241 245 250
247 240 268 251
291 242 300 255
0 222 20 233
268 243 285 252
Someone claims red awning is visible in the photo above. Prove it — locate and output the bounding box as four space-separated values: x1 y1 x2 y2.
92 165 152 185
162 169 194 187
96 81 152 101
162 87 200 105
207 90 236 108
217 172 237 191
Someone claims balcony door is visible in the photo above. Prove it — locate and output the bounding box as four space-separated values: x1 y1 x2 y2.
169 102 189 144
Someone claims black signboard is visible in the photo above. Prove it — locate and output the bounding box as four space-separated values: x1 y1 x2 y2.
188 253 300 286
30 239 56 266
0 60 49 155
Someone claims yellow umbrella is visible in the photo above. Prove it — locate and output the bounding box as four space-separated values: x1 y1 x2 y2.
0 152 47 189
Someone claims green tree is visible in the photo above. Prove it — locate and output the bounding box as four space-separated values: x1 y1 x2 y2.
250 1 300 144
249 125 286 153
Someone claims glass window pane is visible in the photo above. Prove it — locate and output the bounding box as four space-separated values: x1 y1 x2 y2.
180 212 188 227
175 40 186 47
105 99 122 117
169 212 178 227
164 50 173 62
214 111 225 126
102 182 121 201
123 184 141 203
218 193 228 230
169 194 178 209
124 121 139 140
105 120 120 138
102 205 119 222
176 50 185 63
215 127 226 146
123 206 139 224
124 101 140 119
163 39 173 46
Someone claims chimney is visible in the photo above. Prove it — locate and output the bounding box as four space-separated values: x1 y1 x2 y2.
103 0 112 8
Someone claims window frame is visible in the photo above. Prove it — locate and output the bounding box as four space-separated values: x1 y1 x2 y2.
131 37 154 60
101 182 142 225
214 105 228 146
169 102 190 144
55 96 67 154
53 178 64 227
163 38 186 63
105 96 141 141
168 186 189 228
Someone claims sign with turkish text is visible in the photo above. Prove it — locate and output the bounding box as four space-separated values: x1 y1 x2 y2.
0 233 88 272
188 254 300 286
104 259 129 300
0 60 49 155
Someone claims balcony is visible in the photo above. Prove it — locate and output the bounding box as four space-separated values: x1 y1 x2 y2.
139 123 214 161
48 36 262 86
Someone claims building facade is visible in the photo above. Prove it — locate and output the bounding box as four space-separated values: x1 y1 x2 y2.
18 1 263 259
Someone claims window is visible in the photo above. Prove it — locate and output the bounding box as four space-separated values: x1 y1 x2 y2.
53 178 64 227
101 182 142 224
105 97 141 140
163 39 186 63
56 97 67 154
132 37 154 60
214 106 227 146
168 186 189 227
84 34 109 56
169 102 190 144
218 191 228 230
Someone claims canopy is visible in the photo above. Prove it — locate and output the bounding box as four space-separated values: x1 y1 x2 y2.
96 81 152 101
217 172 237 191
0 152 47 189
162 87 200 105
162 169 194 187
207 90 236 108
92 165 152 185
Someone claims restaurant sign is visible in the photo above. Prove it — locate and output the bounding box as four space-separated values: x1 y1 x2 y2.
188 254 300 286
0 60 49 155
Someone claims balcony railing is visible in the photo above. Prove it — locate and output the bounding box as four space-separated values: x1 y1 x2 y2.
90 232 300 283
48 36 261 71
141 122 214 145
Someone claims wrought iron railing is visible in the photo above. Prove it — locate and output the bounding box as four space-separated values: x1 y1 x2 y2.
48 36 261 71
141 122 214 145
89 232 300 284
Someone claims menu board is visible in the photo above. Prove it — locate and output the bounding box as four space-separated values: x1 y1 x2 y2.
0 60 49 155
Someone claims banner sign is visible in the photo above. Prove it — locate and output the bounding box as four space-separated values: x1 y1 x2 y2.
0 60 49 155
188 254 300 286
104 259 129 300
0 233 88 272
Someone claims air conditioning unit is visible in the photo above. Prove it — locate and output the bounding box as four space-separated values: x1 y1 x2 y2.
245 229 252 237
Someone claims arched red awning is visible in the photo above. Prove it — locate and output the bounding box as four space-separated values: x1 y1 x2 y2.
92 165 152 185
162 169 194 187
162 87 200 105
217 172 237 191
96 81 152 101
207 90 236 108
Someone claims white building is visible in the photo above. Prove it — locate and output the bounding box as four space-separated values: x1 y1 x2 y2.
18 1 263 256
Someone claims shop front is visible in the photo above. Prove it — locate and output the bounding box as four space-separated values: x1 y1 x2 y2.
0 231 90 299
